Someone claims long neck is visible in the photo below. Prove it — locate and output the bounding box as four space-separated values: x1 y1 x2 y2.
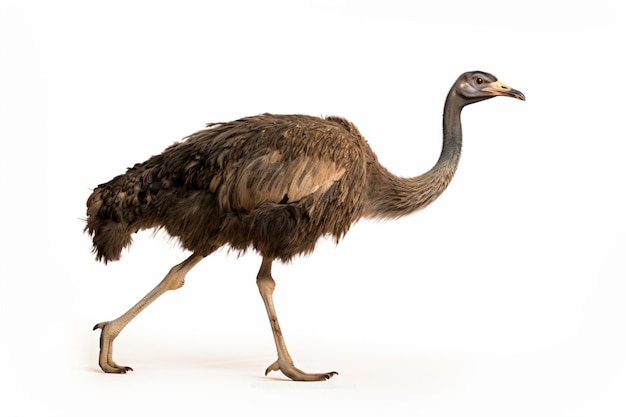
363 91 463 219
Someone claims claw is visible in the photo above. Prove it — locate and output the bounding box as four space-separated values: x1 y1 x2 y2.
265 360 280 376
323 371 338 380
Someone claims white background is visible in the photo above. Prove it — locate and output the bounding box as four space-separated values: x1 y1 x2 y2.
1 1 624 416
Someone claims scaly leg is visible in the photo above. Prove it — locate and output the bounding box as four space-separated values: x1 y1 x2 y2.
257 257 337 381
93 253 204 373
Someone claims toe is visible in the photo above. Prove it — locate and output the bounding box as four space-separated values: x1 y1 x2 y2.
265 360 280 376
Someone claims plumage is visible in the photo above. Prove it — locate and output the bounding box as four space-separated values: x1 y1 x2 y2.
86 114 368 262
86 71 524 380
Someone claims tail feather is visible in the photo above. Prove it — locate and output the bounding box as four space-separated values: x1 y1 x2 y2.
87 219 133 263
85 187 134 263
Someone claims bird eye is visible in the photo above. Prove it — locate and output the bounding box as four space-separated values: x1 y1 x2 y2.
476 77 483 85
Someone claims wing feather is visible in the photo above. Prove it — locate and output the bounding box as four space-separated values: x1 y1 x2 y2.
176 114 366 219
221 151 346 212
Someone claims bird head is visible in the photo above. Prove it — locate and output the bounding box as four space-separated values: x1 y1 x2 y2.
455 71 525 105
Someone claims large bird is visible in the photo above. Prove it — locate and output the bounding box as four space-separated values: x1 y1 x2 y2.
86 71 524 381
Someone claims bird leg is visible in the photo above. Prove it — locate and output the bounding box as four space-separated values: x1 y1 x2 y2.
256 257 338 381
93 253 204 373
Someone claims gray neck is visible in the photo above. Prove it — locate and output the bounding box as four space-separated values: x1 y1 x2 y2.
363 90 464 219
436 90 463 170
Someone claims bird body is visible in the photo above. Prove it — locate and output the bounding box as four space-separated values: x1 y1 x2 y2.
86 112 455 264
86 71 524 380
88 114 370 262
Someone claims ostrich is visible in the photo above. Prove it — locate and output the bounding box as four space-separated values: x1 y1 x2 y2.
86 71 524 381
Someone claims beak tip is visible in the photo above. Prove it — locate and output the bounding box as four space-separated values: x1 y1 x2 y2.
511 89 525 101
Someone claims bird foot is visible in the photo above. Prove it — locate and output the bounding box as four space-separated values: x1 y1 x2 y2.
93 321 134 374
99 362 133 374
265 359 337 381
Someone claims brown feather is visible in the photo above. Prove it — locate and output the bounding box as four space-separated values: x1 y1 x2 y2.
85 114 374 262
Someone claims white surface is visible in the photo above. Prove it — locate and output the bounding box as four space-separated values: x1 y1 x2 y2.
1 1 624 416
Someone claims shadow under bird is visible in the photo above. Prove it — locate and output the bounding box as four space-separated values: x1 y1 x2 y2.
86 71 525 381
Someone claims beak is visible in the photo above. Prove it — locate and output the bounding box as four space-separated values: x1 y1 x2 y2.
483 80 525 101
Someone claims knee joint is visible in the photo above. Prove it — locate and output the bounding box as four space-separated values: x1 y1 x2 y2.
257 275 275 294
